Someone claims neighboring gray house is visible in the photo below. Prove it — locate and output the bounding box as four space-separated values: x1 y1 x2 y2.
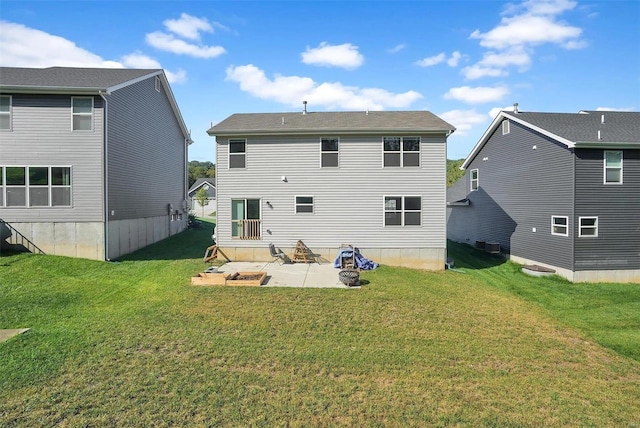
188 177 216 216
448 109 640 283
207 110 455 270
0 67 192 260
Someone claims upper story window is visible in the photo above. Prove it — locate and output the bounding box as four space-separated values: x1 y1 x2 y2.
579 217 598 237
502 119 510 135
383 137 420 167
321 138 339 167
551 216 569 236
384 196 421 226
229 139 246 168
604 150 622 184
470 169 479 191
72 97 93 131
0 95 11 131
295 196 314 213
1 166 71 207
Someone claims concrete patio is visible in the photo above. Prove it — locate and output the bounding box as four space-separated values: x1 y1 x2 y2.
212 261 354 288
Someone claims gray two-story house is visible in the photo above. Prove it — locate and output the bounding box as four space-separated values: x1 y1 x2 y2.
208 110 455 270
0 67 191 260
448 109 640 283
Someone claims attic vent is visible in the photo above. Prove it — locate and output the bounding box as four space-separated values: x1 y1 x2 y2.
601 114 605 124
598 130 602 140
302 100 307 115
155 76 160 92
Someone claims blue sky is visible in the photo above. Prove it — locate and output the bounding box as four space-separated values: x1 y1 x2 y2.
1 0 638 161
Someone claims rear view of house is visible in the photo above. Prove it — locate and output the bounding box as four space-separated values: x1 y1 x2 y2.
448 109 640 283
208 109 455 270
0 67 191 260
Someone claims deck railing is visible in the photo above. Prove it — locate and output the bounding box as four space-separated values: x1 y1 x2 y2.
236 219 261 240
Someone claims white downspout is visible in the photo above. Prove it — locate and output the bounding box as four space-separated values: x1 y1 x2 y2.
99 92 110 261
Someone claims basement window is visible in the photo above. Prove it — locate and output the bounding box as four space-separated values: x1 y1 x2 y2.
551 216 569 236
579 217 598 237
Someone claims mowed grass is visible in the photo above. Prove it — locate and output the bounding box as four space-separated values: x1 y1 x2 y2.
0 223 638 427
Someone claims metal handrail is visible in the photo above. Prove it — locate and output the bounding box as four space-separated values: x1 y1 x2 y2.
0 218 45 255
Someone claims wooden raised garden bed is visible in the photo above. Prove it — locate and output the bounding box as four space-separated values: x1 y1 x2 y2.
191 271 267 287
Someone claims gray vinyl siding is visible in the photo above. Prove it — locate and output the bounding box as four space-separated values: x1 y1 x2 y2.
106 77 186 220
216 134 447 249
574 148 640 270
454 120 575 269
0 94 104 222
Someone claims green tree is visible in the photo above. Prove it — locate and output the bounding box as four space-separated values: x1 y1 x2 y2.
188 161 215 187
447 159 466 187
194 187 210 217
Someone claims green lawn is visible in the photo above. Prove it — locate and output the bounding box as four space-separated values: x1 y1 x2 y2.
1 223 638 427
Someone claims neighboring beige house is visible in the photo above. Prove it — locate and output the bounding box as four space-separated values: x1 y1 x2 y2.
0 66 192 260
207 110 455 270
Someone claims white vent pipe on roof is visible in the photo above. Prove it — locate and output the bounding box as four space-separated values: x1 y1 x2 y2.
303 100 307 114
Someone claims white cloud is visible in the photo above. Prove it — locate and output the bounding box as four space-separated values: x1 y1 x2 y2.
416 53 446 67
470 15 582 49
226 64 422 110
163 13 214 40
444 85 509 104
595 106 637 112
146 31 225 58
465 0 585 81
438 109 488 136
0 22 186 84
0 21 121 68
462 65 508 80
387 44 406 54
447 51 463 67
301 42 364 70
489 104 519 118
121 52 186 83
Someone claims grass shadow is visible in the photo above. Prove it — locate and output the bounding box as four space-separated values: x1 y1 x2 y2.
447 240 508 271
118 219 216 262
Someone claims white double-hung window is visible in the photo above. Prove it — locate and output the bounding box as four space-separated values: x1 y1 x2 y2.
72 97 93 131
604 151 622 184
551 216 569 236
0 95 11 130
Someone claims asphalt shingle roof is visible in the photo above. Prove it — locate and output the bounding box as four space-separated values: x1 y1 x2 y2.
504 110 640 144
0 66 160 90
208 111 456 135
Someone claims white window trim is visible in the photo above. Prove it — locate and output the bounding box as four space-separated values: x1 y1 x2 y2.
382 136 421 168
578 216 598 238
71 96 94 132
383 195 422 227
470 169 479 191
603 150 623 185
1 165 72 208
228 139 247 169
551 216 569 237
0 95 12 132
294 195 314 214
320 137 339 168
502 119 510 135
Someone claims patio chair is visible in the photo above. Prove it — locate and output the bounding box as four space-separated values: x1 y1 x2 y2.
269 243 290 264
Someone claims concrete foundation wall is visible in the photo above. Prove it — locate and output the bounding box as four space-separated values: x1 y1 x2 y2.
107 215 186 260
218 245 446 271
2 222 104 260
510 254 640 284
